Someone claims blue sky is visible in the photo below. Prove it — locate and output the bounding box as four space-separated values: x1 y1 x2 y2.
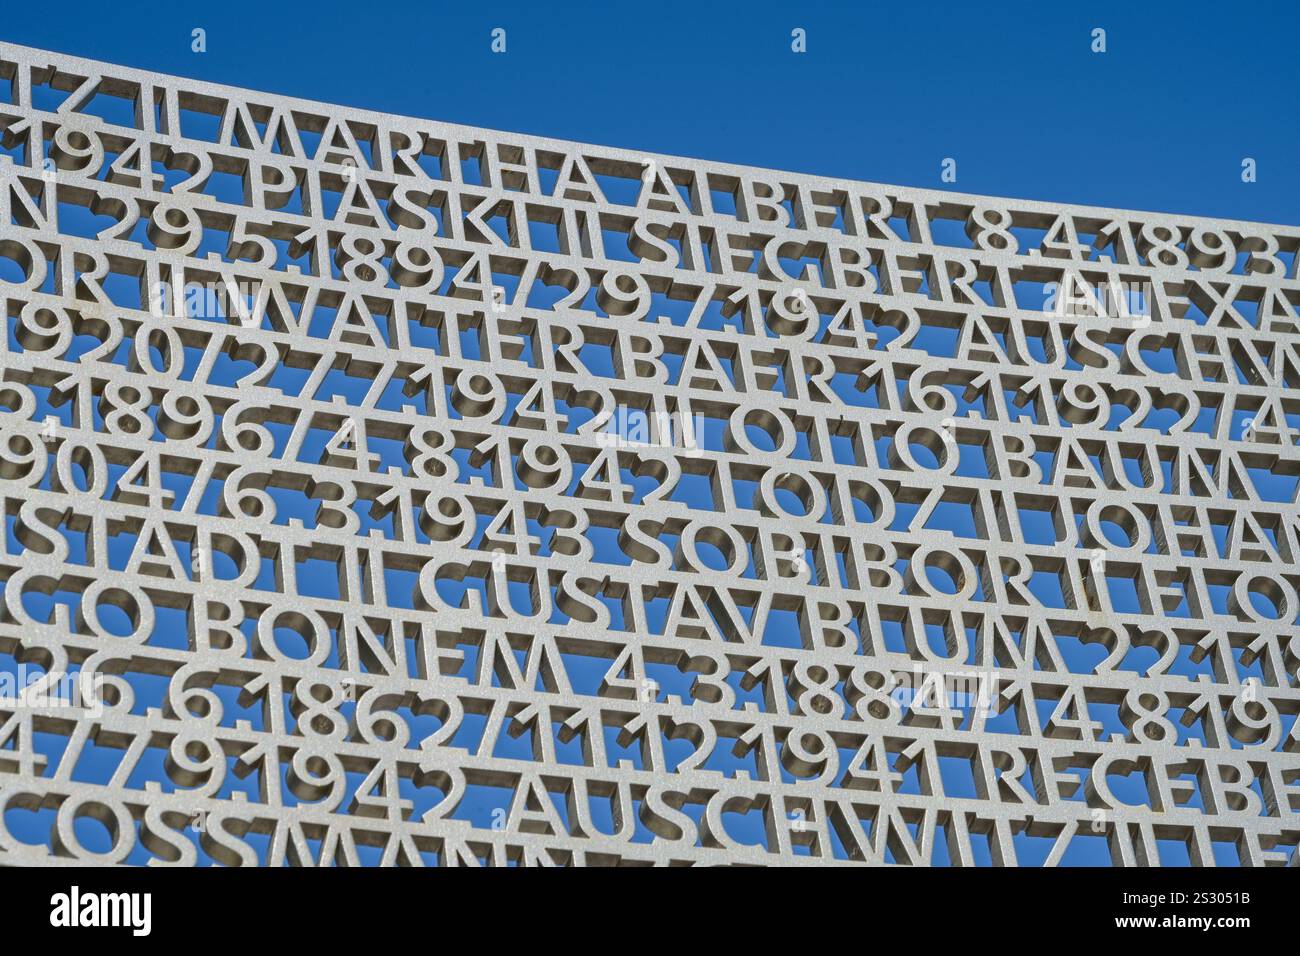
0 0 1291 866
2 0 1297 225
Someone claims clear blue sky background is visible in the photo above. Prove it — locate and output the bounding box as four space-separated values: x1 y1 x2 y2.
2 0 1297 225
0 0 1290 865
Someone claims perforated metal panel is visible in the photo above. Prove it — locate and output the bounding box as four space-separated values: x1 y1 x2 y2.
0 43 1297 866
